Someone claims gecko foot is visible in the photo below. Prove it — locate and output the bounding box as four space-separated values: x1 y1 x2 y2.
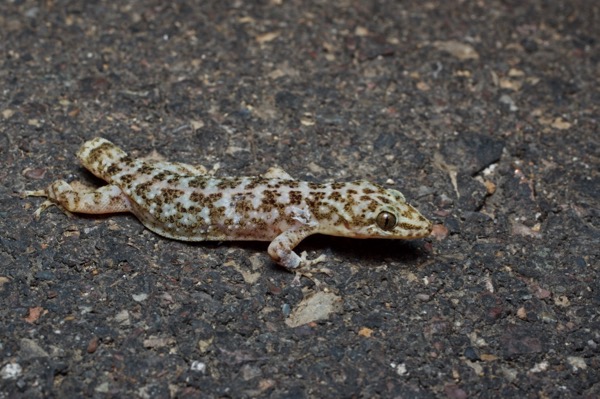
299 251 330 272
291 252 332 287
21 190 56 219
21 188 75 219
21 189 47 198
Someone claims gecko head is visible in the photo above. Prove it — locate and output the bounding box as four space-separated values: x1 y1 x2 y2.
337 182 432 240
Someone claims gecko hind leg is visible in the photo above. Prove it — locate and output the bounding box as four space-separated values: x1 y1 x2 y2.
23 181 132 219
143 160 209 176
263 167 295 180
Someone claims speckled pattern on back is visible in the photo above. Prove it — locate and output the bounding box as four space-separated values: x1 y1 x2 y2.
25 138 432 270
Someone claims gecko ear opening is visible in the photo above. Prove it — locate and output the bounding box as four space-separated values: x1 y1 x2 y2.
376 211 397 231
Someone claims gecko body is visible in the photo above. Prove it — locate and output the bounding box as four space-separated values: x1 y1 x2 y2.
25 138 432 270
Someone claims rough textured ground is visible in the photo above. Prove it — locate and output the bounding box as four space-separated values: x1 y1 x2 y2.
1 0 598 397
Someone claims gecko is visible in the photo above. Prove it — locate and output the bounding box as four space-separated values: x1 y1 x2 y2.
23 138 432 271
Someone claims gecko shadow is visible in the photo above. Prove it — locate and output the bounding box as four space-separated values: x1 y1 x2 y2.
228 234 430 271
62 209 429 272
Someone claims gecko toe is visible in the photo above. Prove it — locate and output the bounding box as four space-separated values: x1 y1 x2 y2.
291 252 333 285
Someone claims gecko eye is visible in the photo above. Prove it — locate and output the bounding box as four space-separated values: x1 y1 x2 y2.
376 211 397 231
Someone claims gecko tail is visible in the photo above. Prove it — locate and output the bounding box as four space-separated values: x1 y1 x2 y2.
76 137 130 182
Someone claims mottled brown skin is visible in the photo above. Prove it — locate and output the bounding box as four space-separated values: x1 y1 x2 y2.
24 138 432 270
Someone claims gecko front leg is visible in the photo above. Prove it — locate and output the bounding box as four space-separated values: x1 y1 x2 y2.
267 226 327 271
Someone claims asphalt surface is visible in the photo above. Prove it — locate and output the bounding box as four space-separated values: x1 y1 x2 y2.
1 1 598 398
